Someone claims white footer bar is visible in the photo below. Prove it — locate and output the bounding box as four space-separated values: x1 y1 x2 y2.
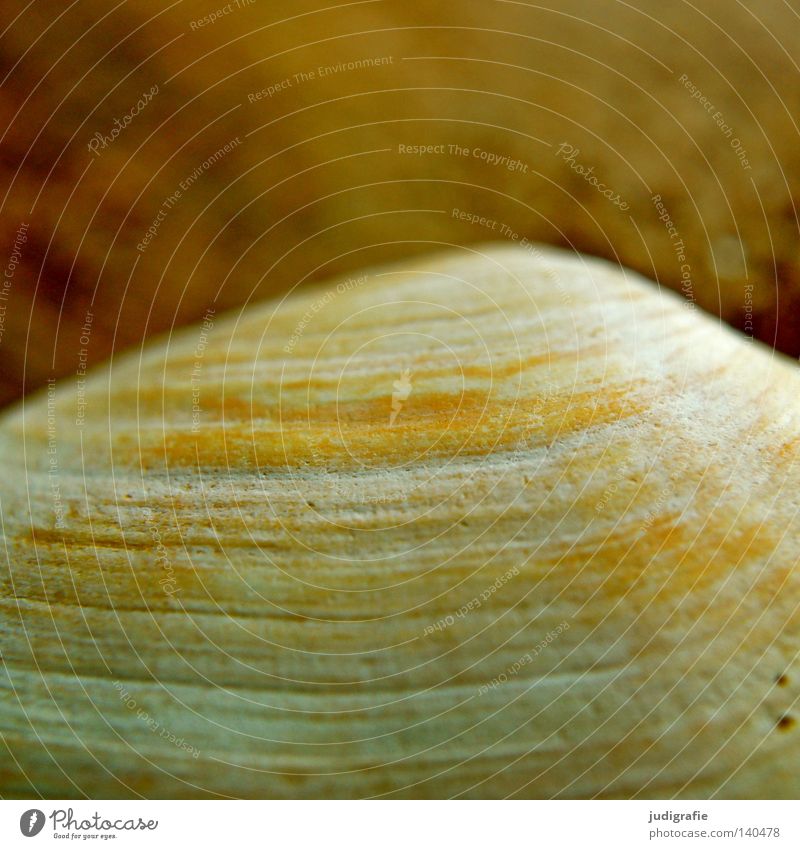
2 799 797 848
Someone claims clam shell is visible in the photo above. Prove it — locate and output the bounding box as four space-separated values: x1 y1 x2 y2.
1 244 799 798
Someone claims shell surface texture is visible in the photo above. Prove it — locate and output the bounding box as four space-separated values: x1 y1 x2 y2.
1 244 799 799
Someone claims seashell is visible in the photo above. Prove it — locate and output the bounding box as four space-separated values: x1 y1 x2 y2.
1 244 799 799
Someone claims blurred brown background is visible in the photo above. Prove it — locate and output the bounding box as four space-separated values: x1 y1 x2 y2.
1 0 799 408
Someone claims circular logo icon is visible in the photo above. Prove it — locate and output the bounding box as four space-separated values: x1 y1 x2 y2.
19 810 46 837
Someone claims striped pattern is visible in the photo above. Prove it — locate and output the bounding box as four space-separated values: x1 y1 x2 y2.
1 245 799 798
